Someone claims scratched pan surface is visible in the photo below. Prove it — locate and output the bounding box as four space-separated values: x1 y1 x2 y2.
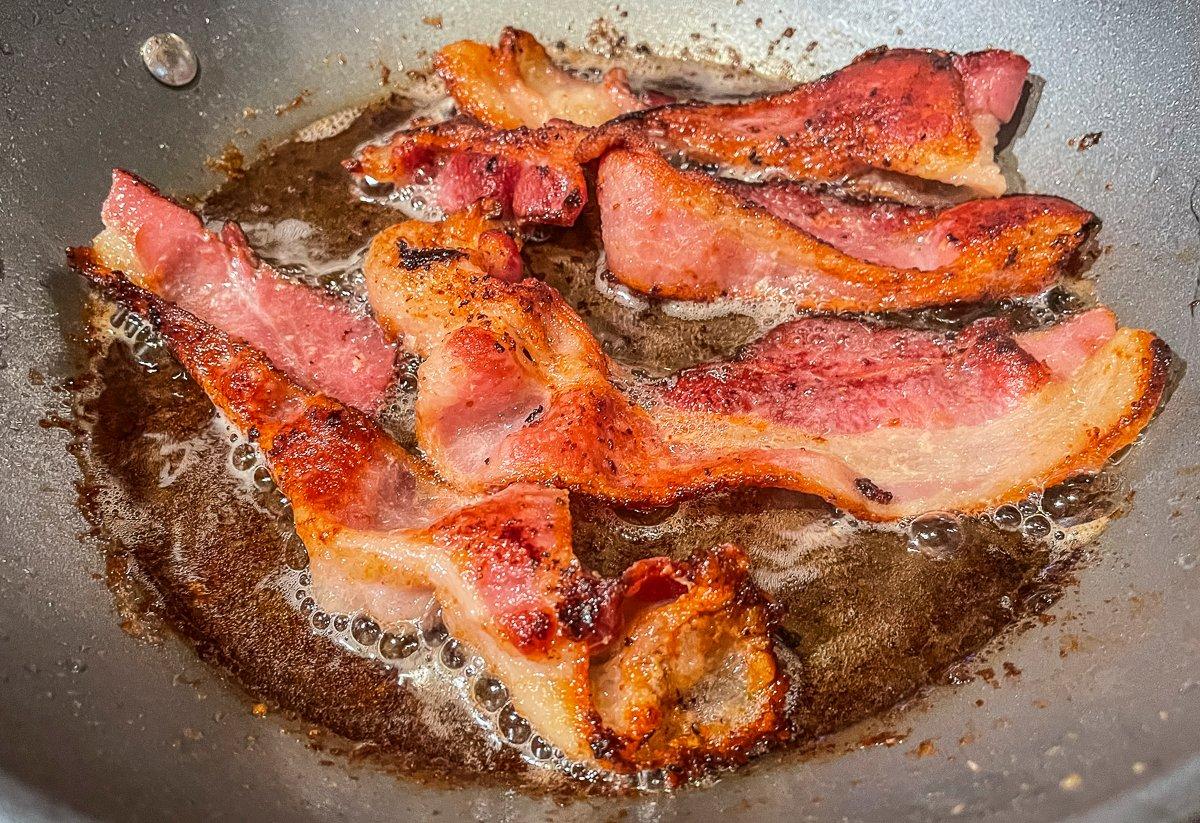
0 1 1198 820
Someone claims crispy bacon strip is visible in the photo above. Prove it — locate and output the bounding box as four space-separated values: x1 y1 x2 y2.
347 119 589 226
652 308 1168 514
70 248 786 774
729 180 1093 272
596 148 1093 307
435 28 663 128
365 212 1168 519
587 47 1029 198
92 170 397 412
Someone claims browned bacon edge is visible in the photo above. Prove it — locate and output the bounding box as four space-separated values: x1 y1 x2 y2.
595 147 1095 307
434 28 666 129
726 179 1094 272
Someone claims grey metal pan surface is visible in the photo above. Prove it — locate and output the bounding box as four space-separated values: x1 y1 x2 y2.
0 0 1198 820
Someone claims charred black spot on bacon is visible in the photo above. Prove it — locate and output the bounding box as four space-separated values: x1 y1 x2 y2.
396 239 467 270
556 571 622 646
587 726 623 763
497 521 544 562
930 52 954 70
502 607 556 651
854 477 894 504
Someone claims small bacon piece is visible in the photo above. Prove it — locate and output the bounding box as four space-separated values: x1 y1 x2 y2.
596 149 1093 307
70 250 786 774
365 212 1168 519
92 170 397 412
348 119 589 226
434 27 662 128
588 47 1029 197
587 545 784 769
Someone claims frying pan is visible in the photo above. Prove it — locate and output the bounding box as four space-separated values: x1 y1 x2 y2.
1 0 1198 820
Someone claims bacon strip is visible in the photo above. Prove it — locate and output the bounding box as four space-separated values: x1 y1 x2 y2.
435 28 664 129
93 170 397 412
588 47 1029 198
657 313 1081 434
729 180 1093 272
365 212 1168 519
348 119 589 226
653 308 1168 515
596 149 1093 307
70 246 785 774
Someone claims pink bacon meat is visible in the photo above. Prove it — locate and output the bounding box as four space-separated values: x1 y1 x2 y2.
93 170 398 412
347 119 589 226
658 314 1099 435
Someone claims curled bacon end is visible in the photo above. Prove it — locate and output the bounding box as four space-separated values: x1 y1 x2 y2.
589 544 788 772
434 27 662 129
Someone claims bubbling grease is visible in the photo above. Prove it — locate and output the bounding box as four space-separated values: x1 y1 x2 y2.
274 563 597 776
